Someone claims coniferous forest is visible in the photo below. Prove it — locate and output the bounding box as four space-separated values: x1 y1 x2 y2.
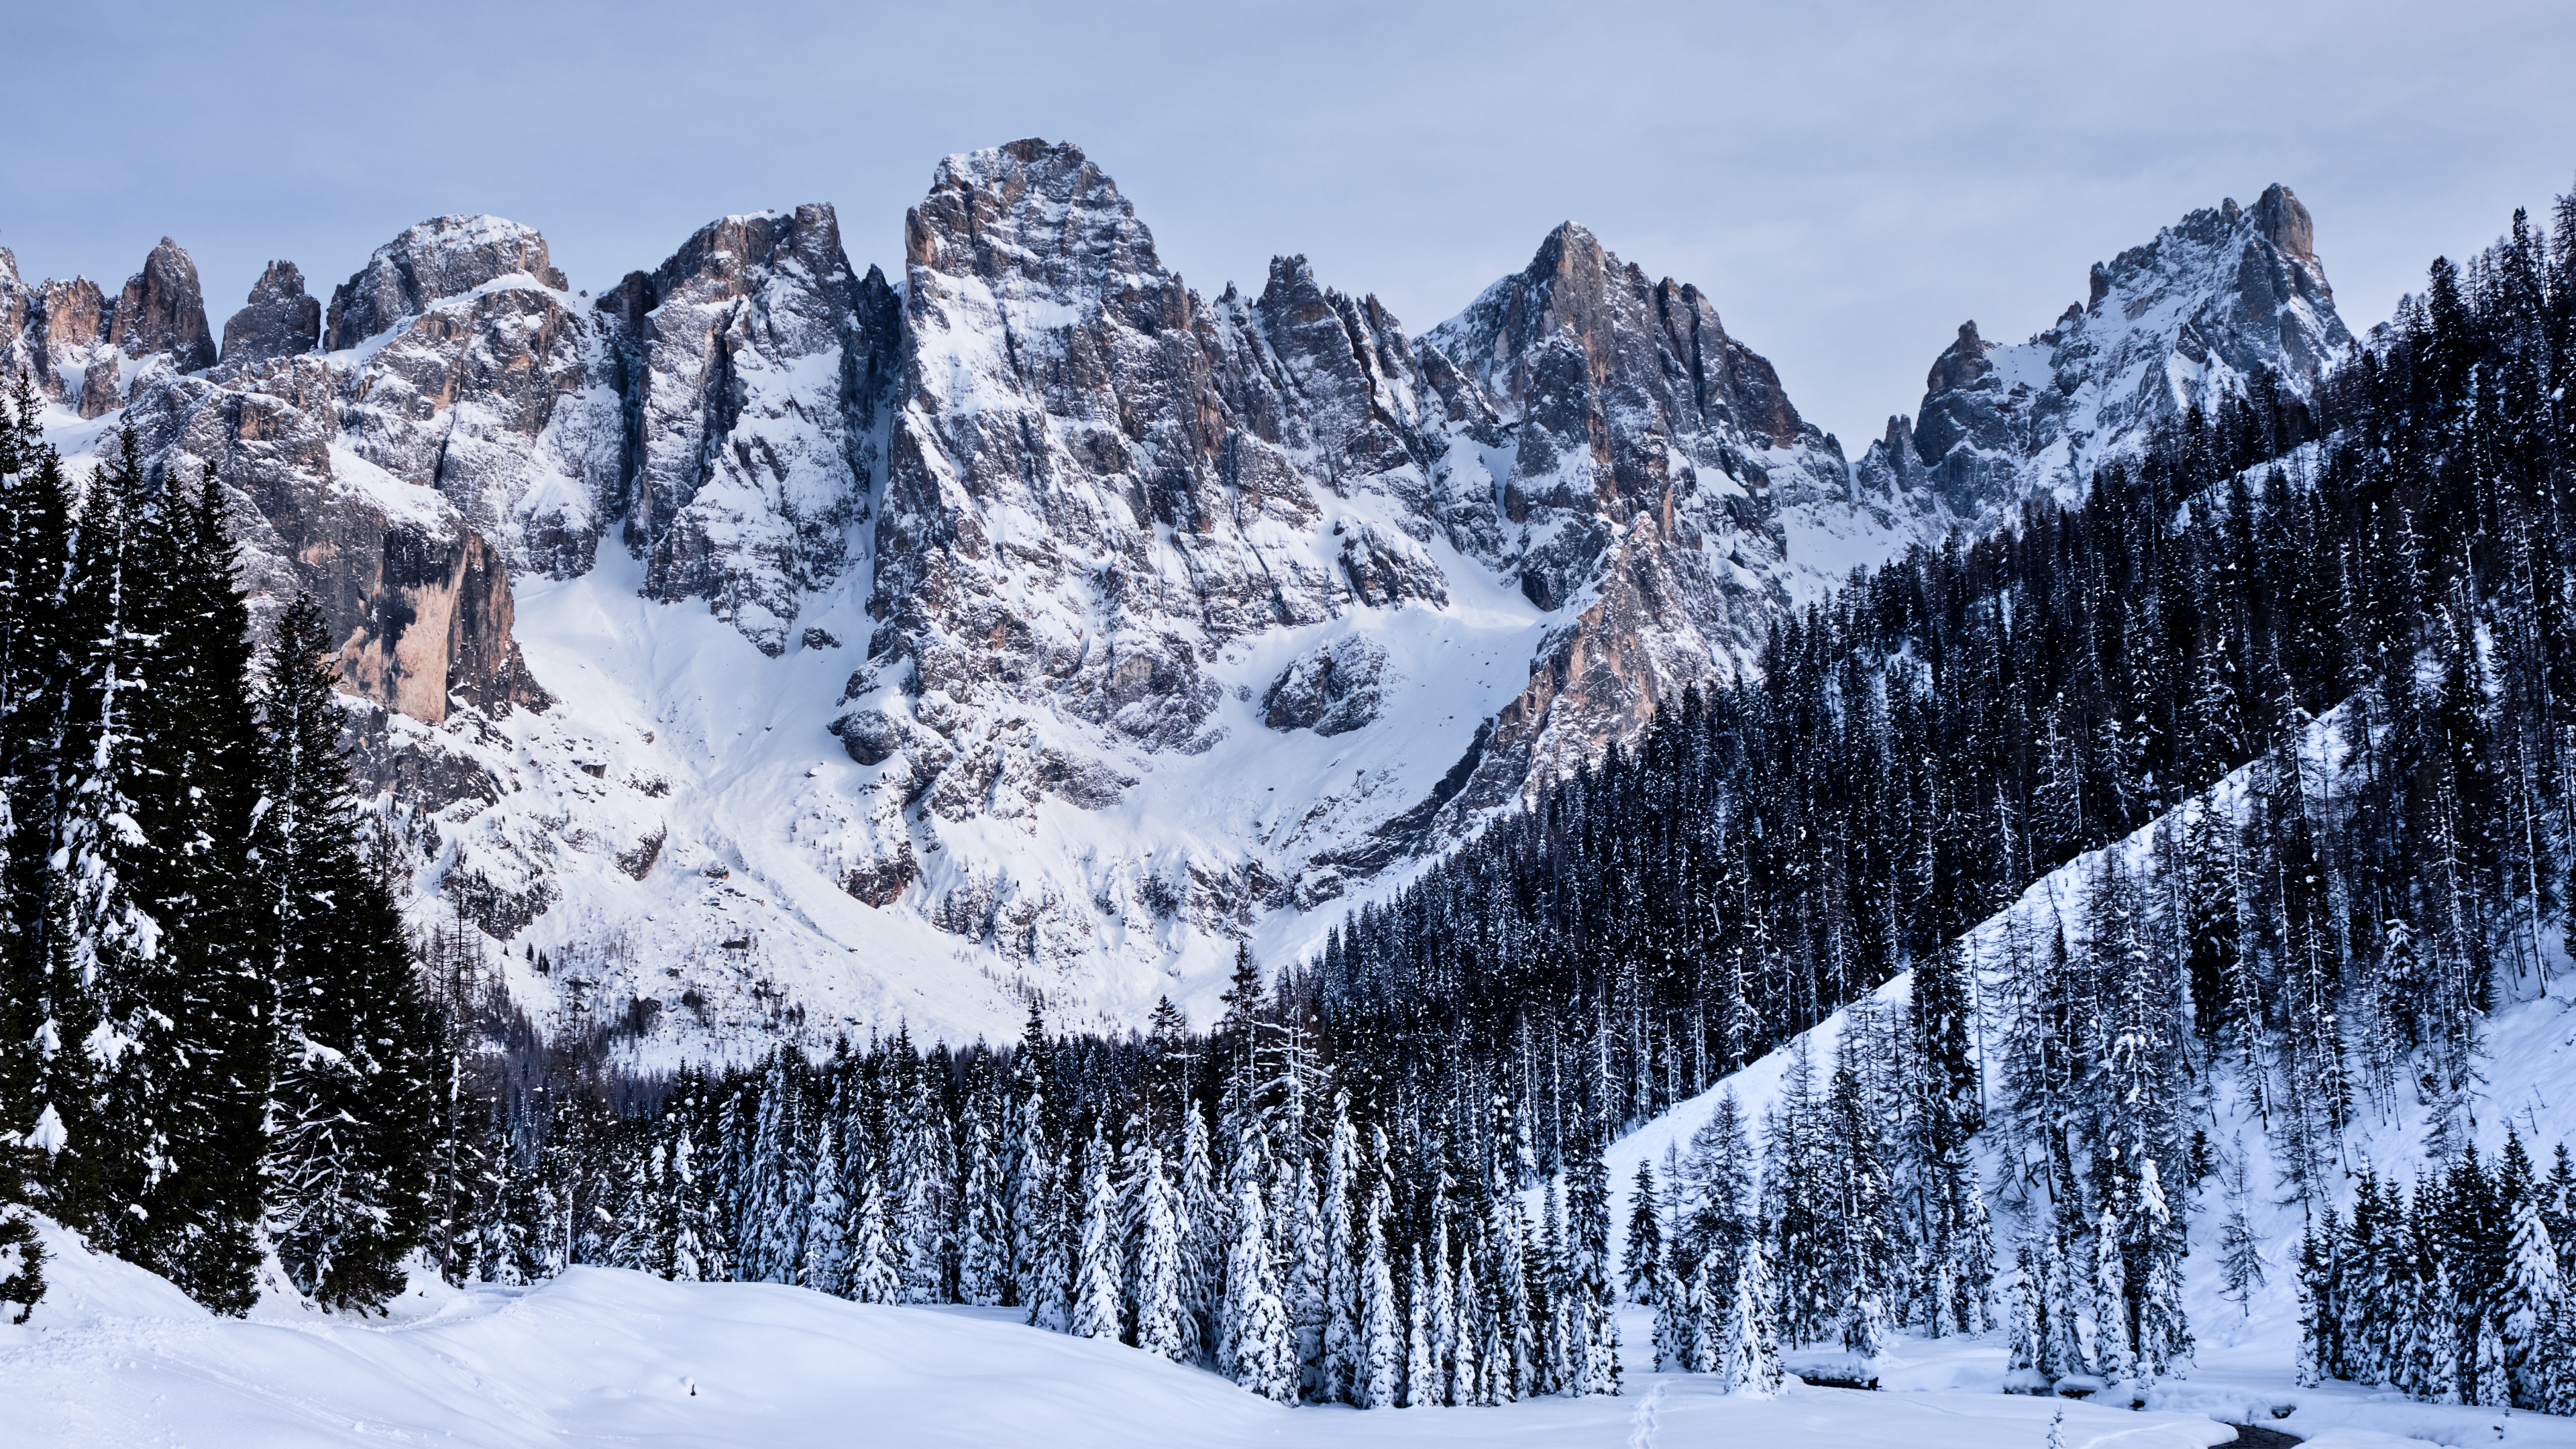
9 184 2576 1418
0 382 442 1319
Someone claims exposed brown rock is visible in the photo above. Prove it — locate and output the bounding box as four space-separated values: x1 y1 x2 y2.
219 260 321 367
109 237 217 371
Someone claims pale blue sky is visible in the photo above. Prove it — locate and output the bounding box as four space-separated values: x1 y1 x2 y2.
3 0 2570 447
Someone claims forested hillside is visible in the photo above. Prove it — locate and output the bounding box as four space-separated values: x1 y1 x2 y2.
354 188 2576 1413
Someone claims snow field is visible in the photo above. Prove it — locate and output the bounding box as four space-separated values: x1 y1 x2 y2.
7 1216 2252 1449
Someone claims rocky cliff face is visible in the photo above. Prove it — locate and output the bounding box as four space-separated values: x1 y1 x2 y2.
1858 183 2351 517
218 262 320 368
14 146 2358 1054
603 205 900 652
1419 222 1870 822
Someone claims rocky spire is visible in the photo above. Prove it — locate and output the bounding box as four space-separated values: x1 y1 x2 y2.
109 237 216 372
219 260 321 367
2249 182 2317 264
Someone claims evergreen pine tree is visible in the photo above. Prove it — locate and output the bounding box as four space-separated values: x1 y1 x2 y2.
1356 1175 1399 1407
2502 1191 2565 1409
802 1104 851 1295
256 595 439 1311
1653 1245 1697 1371
1132 1138 1189 1362
1219 1153 1295 1401
1622 1159 1662 1303
1403 1244 1435 1407
2218 1140 2266 1317
1719 1236 1784 1397
956 1095 1006 1307
1322 1095 1360 1401
1428 1208 1459 1405
1566 1130 1619 1395
2092 1201 2132 1387
1069 1123 1122 1340
849 1170 902 1304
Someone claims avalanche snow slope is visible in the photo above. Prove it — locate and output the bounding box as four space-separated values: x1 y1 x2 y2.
459 525 1556 1055
3 1219 2247 1449
1591 705 2576 1449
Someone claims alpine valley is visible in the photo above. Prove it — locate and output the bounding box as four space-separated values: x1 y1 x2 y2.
13 121 2576 1449
6 141 2352 1054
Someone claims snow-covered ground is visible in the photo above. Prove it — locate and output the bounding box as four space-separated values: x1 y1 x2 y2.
0 1215 2265 1449
7 1199 2549 1448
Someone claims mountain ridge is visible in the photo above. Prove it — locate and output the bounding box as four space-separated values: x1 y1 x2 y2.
5 144 2355 1051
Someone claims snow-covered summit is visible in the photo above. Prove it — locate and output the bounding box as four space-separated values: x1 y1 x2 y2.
1860 183 2353 519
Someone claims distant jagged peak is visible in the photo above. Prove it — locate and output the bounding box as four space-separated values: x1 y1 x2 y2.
324 213 568 351
1861 180 2353 523
906 138 1173 311
1428 217 1820 460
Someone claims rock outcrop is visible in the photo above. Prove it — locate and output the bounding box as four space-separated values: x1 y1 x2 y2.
109 237 216 372
1859 182 2351 517
219 261 321 367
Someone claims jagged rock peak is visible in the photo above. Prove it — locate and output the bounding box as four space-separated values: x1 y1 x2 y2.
1874 182 2352 520
325 215 568 350
1440 221 1815 454
1925 321 1991 393
605 204 859 321
2249 181 2316 264
219 260 320 367
614 201 898 653
109 237 216 372
906 139 1175 309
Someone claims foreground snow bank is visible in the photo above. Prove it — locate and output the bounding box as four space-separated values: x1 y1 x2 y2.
5 1221 2250 1449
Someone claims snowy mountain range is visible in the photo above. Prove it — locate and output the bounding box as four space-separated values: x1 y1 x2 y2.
1 142 2355 1053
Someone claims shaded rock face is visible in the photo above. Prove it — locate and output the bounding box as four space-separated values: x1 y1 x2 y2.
1420 221 1858 815
1263 637 1388 737
604 204 901 653
109 237 217 372
1862 182 2351 517
31 277 113 415
117 355 550 724
219 261 321 367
